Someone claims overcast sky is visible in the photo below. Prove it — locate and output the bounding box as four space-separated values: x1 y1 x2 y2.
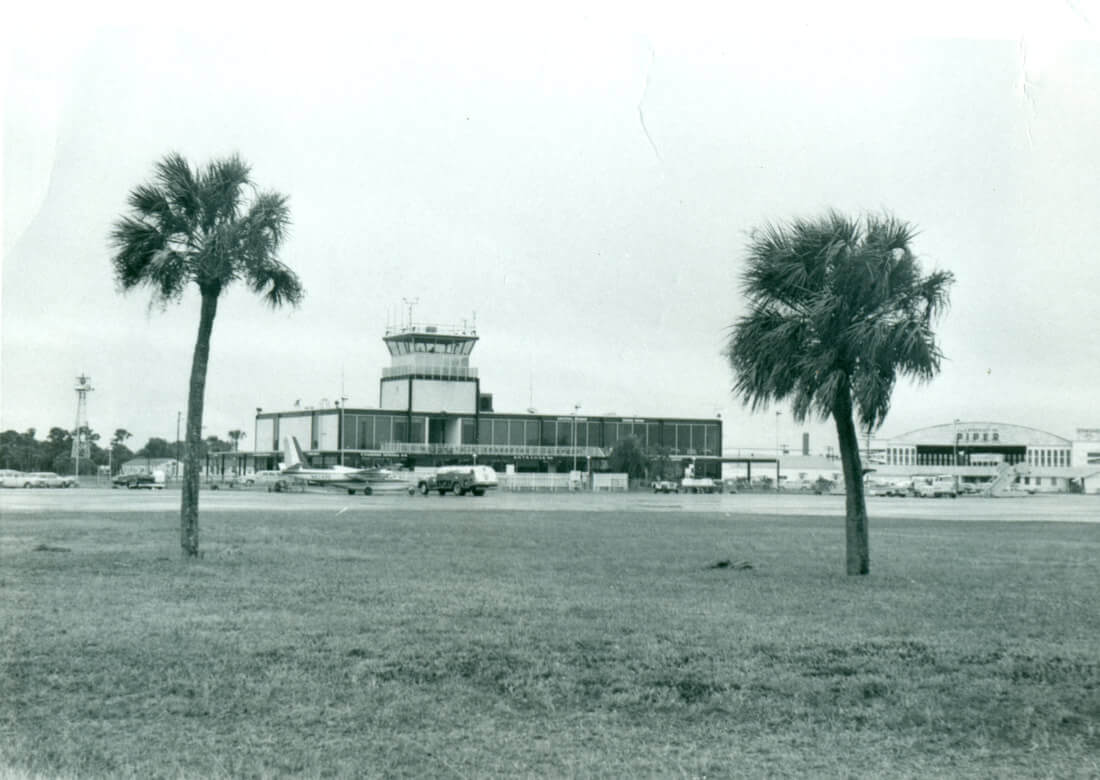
3 2 1099 454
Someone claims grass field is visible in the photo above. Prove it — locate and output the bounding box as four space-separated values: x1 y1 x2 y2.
2 505 1098 778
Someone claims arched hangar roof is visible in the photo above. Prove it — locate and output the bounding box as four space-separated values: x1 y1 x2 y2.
889 422 1071 447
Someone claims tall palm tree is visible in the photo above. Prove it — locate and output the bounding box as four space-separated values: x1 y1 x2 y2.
228 429 247 451
110 153 303 557
726 211 954 575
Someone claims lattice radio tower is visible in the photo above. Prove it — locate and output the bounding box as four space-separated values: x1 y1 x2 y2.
72 374 94 477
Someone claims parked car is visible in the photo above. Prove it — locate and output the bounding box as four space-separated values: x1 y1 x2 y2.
25 472 76 488
112 472 164 490
217 471 283 489
914 476 957 498
652 480 679 494
0 469 27 488
244 470 283 486
868 478 911 497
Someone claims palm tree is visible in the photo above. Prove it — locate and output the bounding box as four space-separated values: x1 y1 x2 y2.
227 429 247 451
726 211 953 575
110 153 302 557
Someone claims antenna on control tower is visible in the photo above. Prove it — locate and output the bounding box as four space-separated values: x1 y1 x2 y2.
72 374 94 479
401 297 419 329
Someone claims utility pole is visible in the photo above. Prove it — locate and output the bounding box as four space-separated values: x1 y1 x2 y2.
775 410 781 492
572 403 581 473
339 367 348 466
953 418 960 466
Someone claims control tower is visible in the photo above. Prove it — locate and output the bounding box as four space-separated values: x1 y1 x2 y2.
380 319 481 445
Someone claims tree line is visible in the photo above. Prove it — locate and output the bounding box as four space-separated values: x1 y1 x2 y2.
0 428 248 475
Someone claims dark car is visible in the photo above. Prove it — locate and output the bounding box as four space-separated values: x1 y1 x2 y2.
112 473 162 489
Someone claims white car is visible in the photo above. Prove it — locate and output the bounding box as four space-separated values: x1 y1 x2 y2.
868 479 911 497
248 470 284 485
25 472 76 488
0 469 27 488
914 476 957 498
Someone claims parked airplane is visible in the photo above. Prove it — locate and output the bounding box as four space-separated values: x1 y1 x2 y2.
277 437 408 495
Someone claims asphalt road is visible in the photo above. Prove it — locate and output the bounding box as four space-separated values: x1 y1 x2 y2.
3 486 1099 522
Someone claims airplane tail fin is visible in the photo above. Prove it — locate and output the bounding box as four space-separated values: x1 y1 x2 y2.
282 436 306 471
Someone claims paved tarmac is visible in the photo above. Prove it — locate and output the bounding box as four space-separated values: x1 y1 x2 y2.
2 486 1099 522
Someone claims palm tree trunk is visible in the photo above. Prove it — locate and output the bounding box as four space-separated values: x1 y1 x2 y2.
833 385 870 575
181 291 219 558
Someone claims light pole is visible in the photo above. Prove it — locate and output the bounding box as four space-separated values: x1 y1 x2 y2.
953 418 960 467
255 408 263 470
775 410 781 492
176 411 182 479
572 403 581 473
339 394 348 466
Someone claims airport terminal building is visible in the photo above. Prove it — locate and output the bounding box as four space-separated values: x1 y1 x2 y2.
239 321 723 477
219 319 1097 494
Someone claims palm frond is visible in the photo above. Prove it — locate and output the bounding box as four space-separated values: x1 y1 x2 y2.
109 218 170 291
127 184 171 220
918 269 955 320
199 154 252 231
154 153 201 226
245 191 291 246
248 260 304 308
144 248 190 301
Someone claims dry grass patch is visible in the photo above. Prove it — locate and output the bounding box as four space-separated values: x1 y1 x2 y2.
1 507 1098 777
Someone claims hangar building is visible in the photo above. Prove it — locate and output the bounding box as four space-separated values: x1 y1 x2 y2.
860 422 1100 494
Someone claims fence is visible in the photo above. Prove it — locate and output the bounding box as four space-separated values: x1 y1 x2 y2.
382 442 607 458
497 473 574 491
592 473 629 492
496 472 629 492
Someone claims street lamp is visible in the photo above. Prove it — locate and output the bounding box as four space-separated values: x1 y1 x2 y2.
176 411 182 478
338 396 349 466
953 418 960 467
572 403 581 472
255 408 263 470
775 410 781 493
